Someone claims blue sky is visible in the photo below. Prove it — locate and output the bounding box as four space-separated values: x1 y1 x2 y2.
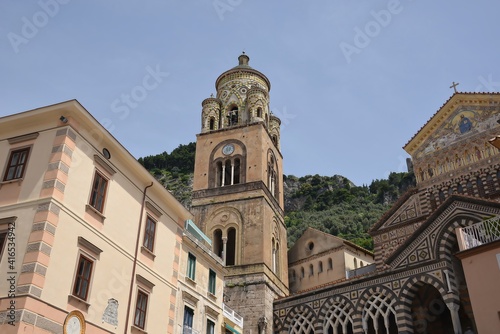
1 1 499 186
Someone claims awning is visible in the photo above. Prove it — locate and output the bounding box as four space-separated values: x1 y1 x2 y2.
185 219 212 245
225 323 240 334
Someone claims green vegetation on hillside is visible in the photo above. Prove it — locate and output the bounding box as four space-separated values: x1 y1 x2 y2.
138 143 416 250
283 172 415 250
138 142 195 174
138 143 195 207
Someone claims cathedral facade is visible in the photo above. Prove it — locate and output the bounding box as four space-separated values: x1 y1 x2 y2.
273 93 500 334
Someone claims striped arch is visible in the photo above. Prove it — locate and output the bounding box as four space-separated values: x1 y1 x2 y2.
284 304 317 334
203 109 219 130
357 286 399 334
249 98 266 117
318 295 356 334
435 214 482 263
398 274 451 332
388 200 500 269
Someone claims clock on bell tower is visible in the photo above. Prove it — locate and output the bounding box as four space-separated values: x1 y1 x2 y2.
191 53 288 333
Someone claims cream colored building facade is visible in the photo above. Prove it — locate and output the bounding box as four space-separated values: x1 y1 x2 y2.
177 221 243 334
0 100 228 334
288 228 374 294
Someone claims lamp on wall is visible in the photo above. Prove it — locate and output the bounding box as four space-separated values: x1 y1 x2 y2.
59 116 68 123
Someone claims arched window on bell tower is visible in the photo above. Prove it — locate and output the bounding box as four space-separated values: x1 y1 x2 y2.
209 142 246 188
224 160 232 185
227 106 239 126
257 107 262 118
212 226 238 266
209 117 215 130
213 229 223 259
216 157 242 187
271 222 281 276
233 158 240 184
272 237 277 273
226 227 236 266
267 151 279 198
271 135 278 147
216 161 223 187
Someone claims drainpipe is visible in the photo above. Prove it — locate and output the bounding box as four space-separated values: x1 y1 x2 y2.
124 182 154 334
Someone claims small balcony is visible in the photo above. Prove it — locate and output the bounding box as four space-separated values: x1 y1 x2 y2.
457 215 500 251
223 303 244 329
346 263 377 279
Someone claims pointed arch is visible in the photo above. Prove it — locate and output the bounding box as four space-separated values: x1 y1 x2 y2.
399 273 450 312
357 287 398 334
387 199 500 270
435 213 483 263
226 104 239 126
284 304 317 334
398 275 455 333
319 295 355 334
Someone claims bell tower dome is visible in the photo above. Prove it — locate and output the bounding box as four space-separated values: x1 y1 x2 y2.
191 54 288 333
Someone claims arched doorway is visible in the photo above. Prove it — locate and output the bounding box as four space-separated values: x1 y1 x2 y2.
411 283 453 334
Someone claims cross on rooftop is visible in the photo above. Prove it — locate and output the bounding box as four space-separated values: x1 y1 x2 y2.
450 81 460 93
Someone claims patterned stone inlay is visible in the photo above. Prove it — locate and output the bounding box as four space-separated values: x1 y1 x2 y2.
36 202 61 215
31 222 56 235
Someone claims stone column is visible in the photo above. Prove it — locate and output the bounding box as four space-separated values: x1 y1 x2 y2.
221 165 226 186
222 237 228 265
447 302 462 334
231 162 234 185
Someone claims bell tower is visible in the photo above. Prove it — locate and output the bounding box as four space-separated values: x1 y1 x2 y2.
191 53 288 333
